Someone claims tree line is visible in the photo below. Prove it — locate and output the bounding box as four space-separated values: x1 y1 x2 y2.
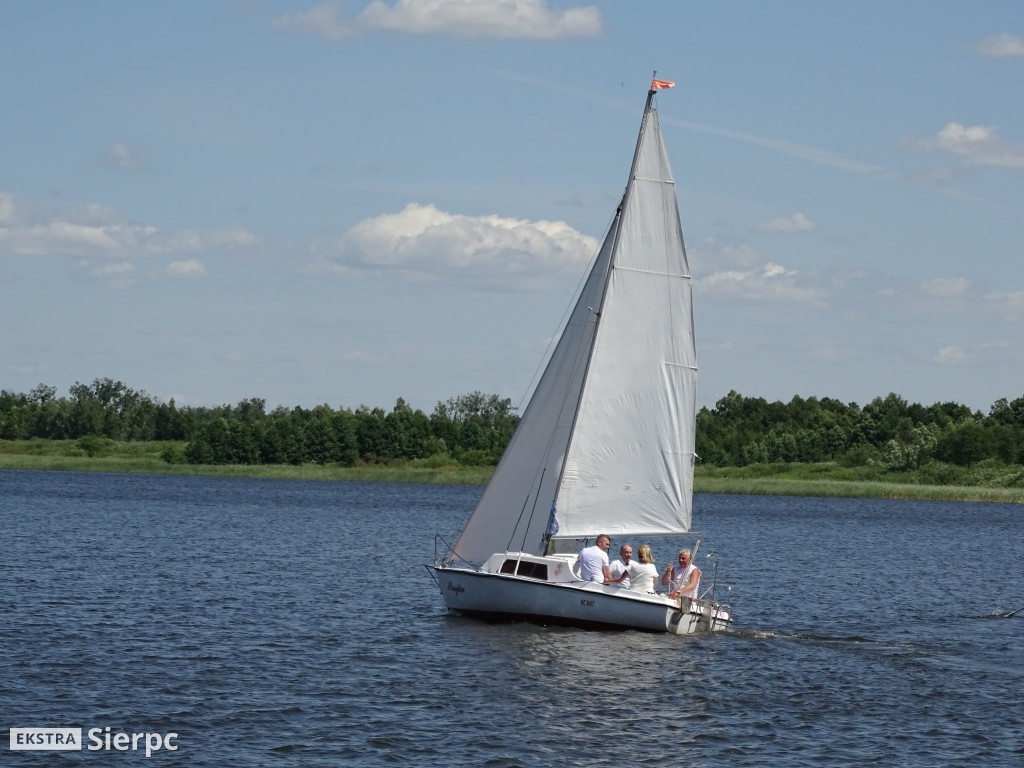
0 380 518 466
2 379 1024 470
697 390 1024 470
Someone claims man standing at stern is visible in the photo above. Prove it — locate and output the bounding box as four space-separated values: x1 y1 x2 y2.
662 549 701 598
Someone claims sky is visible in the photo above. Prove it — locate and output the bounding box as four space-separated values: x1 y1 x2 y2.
2 1 1023 417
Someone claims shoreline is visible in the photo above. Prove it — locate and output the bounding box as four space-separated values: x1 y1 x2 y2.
2 453 1022 504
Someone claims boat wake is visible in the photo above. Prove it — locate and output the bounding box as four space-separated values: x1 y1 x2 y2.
729 628 877 644
986 606 1023 619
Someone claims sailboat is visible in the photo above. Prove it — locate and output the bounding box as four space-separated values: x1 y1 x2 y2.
428 79 731 634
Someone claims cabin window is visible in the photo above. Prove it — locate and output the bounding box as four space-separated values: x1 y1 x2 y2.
518 561 548 580
499 559 549 581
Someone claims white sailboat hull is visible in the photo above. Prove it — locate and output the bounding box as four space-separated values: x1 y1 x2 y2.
433 565 730 634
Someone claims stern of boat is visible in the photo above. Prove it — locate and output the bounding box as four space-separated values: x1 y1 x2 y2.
666 595 732 634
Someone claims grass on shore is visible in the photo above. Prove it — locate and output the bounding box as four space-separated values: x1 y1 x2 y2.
0 439 493 485
695 474 1023 503
697 461 1024 503
2 439 1023 503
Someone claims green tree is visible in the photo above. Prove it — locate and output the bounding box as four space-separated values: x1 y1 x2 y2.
330 409 359 466
185 418 259 464
934 421 992 467
386 398 431 459
303 407 340 464
258 411 305 465
354 405 391 462
990 396 1024 427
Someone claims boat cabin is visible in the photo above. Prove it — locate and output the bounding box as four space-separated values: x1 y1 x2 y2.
481 552 580 584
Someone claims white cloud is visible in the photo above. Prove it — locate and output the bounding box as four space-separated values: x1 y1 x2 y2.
934 341 1023 366
166 259 207 278
696 243 828 308
77 203 123 226
103 141 146 172
0 190 15 225
272 0 354 39
322 202 598 290
874 279 1024 320
157 228 257 253
915 276 974 314
6 220 253 257
907 122 1024 169
920 277 971 298
758 212 816 233
985 290 1024 320
273 0 602 40
973 33 1024 58
0 191 258 259
933 345 968 365
90 259 138 288
94 261 136 277
4 221 126 255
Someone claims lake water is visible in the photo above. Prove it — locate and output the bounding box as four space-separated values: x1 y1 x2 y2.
2 469 1022 766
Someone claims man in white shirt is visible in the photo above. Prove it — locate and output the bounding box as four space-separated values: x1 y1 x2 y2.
608 544 633 589
661 549 701 598
578 534 613 583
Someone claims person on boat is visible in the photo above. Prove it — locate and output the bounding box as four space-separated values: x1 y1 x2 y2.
626 544 659 593
578 534 626 585
661 549 700 599
609 544 633 589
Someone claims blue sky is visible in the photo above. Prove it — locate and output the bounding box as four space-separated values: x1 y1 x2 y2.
2 1 1023 416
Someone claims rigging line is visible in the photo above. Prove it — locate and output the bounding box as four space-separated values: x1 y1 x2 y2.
505 491 535 554
518 467 548 553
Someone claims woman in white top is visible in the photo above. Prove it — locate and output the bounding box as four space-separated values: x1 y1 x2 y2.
626 544 659 593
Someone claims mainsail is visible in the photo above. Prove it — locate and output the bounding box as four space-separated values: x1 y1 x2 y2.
451 92 695 564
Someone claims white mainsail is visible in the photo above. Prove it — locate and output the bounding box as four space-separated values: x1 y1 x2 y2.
451 95 695 565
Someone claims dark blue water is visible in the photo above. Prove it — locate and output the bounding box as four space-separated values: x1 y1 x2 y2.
2 470 1022 766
